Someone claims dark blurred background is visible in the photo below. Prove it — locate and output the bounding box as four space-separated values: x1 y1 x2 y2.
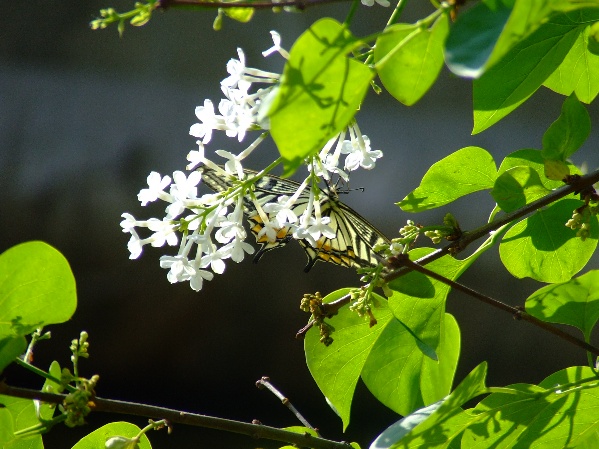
1 2 599 448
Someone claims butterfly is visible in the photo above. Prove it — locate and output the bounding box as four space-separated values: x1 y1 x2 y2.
198 165 390 272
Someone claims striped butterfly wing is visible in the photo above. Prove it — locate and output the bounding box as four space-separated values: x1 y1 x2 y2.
199 165 307 261
199 165 389 271
300 196 390 272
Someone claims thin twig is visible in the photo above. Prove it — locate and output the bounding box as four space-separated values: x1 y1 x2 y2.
159 0 349 10
399 257 599 357
256 376 319 434
382 169 599 284
0 383 351 449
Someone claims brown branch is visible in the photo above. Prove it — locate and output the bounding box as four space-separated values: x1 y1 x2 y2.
382 169 599 284
399 257 599 357
0 383 351 449
159 0 349 10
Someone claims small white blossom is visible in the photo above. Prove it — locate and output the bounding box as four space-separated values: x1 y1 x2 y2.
160 255 196 283
138 172 171 206
190 99 221 144
257 219 282 243
200 249 228 275
221 48 252 93
189 264 215 292
146 218 179 247
187 142 206 170
263 195 298 226
126 229 143 260
262 31 289 59
342 135 383 171
304 215 335 242
222 238 255 263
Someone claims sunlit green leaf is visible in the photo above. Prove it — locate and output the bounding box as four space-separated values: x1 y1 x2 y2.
492 166 551 212
397 146 497 212
542 93 591 161
0 395 43 449
370 400 445 449
375 14 449 105
39 360 62 421
526 270 599 340
497 148 582 190
72 422 151 449
268 19 373 175
0 241 77 337
499 199 598 283
447 0 598 78
389 363 489 448
305 289 394 430
0 336 26 373
463 366 599 448
362 313 460 417
544 12 599 103
0 407 14 447
473 14 582 134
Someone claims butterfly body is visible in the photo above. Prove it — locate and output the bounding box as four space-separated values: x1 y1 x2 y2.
199 165 389 272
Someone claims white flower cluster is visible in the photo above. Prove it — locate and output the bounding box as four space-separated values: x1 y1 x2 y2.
121 32 384 291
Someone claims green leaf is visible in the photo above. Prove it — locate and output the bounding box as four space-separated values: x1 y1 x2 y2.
491 166 551 212
447 1 598 78
525 270 599 341
0 395 43 449
397 146 497 212
499 199 598 283
0 407 14 447
268 19 373 175
544 12 599 103
497 148 581 190
0 241 77 337
445 0 513 78
370 400 445 449
388 248 472 351
362 313 460 417
72 422 151 449
0 336 26 373
39 360 63 420
389 362 489 448
544 159 571 181
473 14 582 134
305 289 394 430
463 366 599 448
541 93 591 162
222 7 253 23
374 14 449 106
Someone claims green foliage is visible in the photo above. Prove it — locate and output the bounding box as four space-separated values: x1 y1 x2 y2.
268 18 373 175
397 147 497 213
73 422 151 449
499 199 598 282
0 242 76 372
526 270 599 341
0 395 45 449
374 13 449 105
